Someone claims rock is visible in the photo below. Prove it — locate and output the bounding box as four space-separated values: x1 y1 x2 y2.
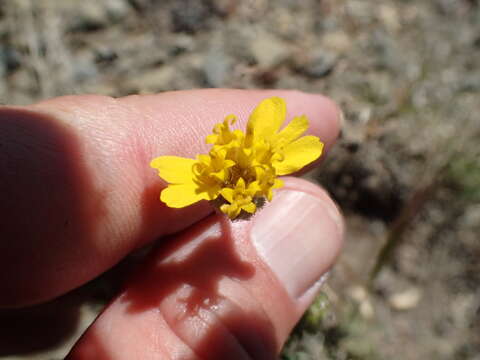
211 0 236 17
347 286 374 319
0 44 21 74
322 31 352 54
104 0 130 22
72 51 98 82
69 2 109 32
389 288 422 310
303 49 338 78
460 204 480 228
171 0 212 33
9 68 35 93
377 4 401 32
249 30 290 68
169 34 196 56
346 0 375 24
458 72 480 92
94 46 118 65
67 0 129 31
348 285 368 302
126 66 176 93
204 47 232 87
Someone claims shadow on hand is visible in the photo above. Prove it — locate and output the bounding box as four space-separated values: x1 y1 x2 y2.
0 107 107 306
117 215 278 359
0 294 80 356
0 246 146 358
123 215 254 313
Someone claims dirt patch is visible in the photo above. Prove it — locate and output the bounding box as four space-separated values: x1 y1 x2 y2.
1 0 479 359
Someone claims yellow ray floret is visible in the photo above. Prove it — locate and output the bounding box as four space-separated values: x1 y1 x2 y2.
150 96 324 219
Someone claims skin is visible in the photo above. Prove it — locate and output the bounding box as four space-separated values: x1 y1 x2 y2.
0 89 344 359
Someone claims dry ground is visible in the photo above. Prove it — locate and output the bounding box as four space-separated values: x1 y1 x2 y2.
1 0 479 359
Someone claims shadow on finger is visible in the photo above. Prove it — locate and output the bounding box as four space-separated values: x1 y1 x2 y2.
0 108 108 306
71 215 279 359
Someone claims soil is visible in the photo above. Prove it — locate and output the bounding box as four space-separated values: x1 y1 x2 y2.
1 0 479 359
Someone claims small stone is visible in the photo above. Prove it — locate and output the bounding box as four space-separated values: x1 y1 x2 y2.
250 30 290 68
204 48 232 87
303 49 338 78
211 0 236 16
389 288 422 310
66 0 129 32
0 44 21 74
348 285 368 302
10 68 33 91
73 53 98 82
346 0 375 24
126 66 176 93
322 31 352 54
94 47 118 65
458 72 480 92
348 286 374 319
171 0 211 33
377 4 401 32
104 0 130 22
69 2 108 32
360 299 375 319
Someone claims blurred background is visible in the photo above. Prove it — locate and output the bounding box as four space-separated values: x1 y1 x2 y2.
1 0 479 359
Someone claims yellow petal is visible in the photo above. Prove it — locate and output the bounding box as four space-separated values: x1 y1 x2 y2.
220 203 231 215
236 177 246 190
160 183 210 208
246 97 286 141
211 171 226 182
197 154 211 165
205 134 218 144
220 188 234 203
273 178 284 189
221 203 241 219
274 115 309 147
242 202 256 214
273 136 324 175
266 179 283 201
150 156 196 184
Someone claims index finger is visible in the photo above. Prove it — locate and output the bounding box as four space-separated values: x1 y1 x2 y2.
0 89 340 307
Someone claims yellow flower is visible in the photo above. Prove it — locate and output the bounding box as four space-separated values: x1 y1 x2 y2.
150 97 324 219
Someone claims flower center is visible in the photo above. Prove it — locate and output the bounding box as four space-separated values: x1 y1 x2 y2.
225 164 256 187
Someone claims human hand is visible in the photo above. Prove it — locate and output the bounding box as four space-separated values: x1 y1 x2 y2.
0 89 343 359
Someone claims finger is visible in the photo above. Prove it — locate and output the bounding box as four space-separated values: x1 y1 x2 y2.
67 177 344 360
0 89 340 307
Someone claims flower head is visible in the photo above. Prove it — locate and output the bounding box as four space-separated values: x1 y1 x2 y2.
150 97 324 219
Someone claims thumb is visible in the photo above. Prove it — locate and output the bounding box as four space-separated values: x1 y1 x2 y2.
67 177 343 360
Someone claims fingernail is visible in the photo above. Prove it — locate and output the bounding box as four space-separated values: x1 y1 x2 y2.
251 190 343 299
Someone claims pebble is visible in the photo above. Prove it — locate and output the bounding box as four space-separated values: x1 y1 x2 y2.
348 285 375 319
104 0 130 22
0 44 21 74
66 0 129 32
303 49 338 78
377 4 401 32
171 0 211 33
211 0 236 16
204 47 232 87
249 30 290 68
322 31 352 54
68 2 108 31
389 287 422 310
458 72 480 92
126 66 176 92
72 51 98 82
